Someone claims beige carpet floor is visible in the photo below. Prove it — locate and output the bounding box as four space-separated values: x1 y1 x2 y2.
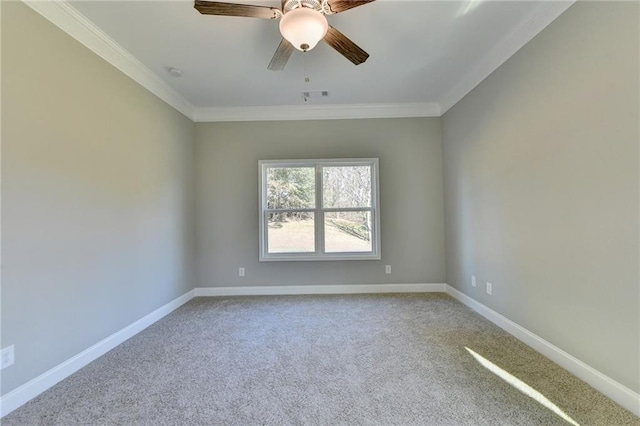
3 293 639 425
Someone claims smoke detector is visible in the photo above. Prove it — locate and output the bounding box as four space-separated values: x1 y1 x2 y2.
165 67 183 78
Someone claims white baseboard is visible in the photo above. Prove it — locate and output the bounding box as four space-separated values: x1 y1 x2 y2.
5 285 637 418
194 283 446 297
0 289 196 418
0 284 438 417
445 285 640 416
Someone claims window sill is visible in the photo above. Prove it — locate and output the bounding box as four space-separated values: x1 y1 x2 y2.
259 253 381 262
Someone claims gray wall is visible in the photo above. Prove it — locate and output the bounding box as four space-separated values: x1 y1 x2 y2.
195 119 446 287
1 2 195 395
442 1 639 393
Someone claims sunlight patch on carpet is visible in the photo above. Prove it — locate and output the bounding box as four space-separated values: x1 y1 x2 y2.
465 347 580 426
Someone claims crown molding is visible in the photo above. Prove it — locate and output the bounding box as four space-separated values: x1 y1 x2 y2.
193 102 441 122
19 0 574 122
438 0 575 114
19 0 437 123
21 0 195 120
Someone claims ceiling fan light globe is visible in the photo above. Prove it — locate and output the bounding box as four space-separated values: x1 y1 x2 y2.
279 7 328 52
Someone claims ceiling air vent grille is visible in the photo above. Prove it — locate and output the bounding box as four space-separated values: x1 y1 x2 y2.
302 90 329 102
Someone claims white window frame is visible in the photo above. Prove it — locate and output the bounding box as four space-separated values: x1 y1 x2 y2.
259 158 381 262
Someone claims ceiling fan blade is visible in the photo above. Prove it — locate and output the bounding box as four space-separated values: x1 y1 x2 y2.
194 1 281 19
323 26 369 65
268 39 294 71
325 0 375 14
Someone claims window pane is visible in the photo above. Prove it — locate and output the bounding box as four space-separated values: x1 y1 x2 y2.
322 166 371 208
266 167 315 209
267 212 315 253
324 211 372 253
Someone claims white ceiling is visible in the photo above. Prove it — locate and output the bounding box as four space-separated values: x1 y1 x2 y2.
29 0 574 120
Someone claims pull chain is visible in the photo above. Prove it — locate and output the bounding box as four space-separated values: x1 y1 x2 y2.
302 52 311 102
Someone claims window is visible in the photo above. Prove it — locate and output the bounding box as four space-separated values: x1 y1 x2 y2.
259 158 380 261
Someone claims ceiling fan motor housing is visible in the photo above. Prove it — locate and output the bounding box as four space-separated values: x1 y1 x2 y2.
282 0 324 13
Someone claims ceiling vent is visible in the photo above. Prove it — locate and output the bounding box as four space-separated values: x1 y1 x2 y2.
302 90 329 102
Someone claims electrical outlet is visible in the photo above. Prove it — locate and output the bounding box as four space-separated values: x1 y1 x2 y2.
471 275 476 287
1 345 14 370
385 265 391 274
239 267 245 277
486 282 492 295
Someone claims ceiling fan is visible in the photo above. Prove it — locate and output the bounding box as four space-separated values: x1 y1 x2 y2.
194 0 375 71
